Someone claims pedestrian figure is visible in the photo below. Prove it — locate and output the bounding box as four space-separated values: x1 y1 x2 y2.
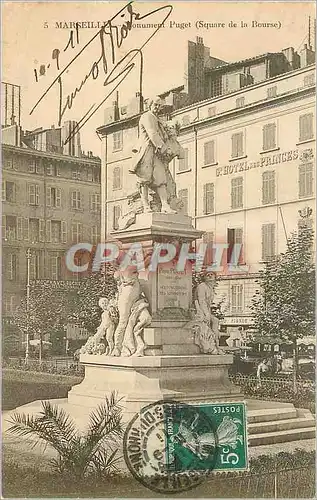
256 358 269 388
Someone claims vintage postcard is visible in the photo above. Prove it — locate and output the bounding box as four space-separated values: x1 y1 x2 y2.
2 1 316 498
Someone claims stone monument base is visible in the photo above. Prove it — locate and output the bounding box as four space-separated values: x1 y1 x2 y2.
68 354 241 418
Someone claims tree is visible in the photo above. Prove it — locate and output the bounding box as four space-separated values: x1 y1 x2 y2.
12 284 72 361
7 392 123 479
251 223 315 392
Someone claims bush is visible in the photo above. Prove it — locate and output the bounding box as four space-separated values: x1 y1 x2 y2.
3 357 85 376
231 375 315 413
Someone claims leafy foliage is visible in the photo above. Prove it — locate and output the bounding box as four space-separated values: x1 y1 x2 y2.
7 392 123 479
251 224 315 343
68 267 118 335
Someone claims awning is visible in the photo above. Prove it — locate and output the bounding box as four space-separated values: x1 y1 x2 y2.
297 336 316 346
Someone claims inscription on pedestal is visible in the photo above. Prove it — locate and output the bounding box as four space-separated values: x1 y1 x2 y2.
158 267 192 310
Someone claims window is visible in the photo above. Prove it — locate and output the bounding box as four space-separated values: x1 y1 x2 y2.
299 113 314 142
46 187 61 207
203 183 214 214
178 188 188 214
113 205 121 230
227 228 243 264
207 107 216 117
262 171 276 204
202 231 214 266
87 168 93 182
3 295 15 316
231 132 244 159
50 254 61 280
72 169 81 180
231 284 243 314
39 219 45 242
71 222 83 243
210 76 222 97
113 131 123 151
28 184 40 205
236 97 245 108
113 166 122 190
263 123 277 151
231 177 243 209
90 193 101 212
91 226 99 244
299 163 313 198
3 215 17 240
204 141 215 166
2 181 16 202
29 218 39 242
304 74 315 87
28 159 40 174
178 148 189 172
30 252 41 280
182 115 190 126
71 190 82 209
262 223 276 261
7 254 17 281
46 164 54 176
267 86 277 98
3 156 13 169
51 221 62 243
56 166 61 177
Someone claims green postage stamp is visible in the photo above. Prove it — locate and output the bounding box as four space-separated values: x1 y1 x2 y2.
164 401 248 473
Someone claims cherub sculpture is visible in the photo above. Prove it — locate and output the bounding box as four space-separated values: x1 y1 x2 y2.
80 297 118 355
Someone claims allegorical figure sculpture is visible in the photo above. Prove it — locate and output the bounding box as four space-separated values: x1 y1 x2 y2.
192 273 224 355
81 270 151 357
128 96 185 216
80 297 119 355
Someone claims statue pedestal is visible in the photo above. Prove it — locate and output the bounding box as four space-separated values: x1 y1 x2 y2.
68 354 241 418
70 211 241 416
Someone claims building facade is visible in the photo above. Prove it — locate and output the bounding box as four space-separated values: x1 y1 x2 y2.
2 120 101 343
98 38 315 341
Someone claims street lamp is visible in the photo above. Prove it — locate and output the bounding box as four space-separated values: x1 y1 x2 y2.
25 247 31 363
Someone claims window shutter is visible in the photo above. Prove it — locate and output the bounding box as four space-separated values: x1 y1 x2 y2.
78 223 83 241
263 124 276 151
2 215 6 239
2 181 6 201
28 184 35 204
179 148 189 171
35 185 40 205
203 185 207 215
203 183 214 214
46 220 51 242
61 221 67 243
46 187 52 207
17 217 23 240
204 141 215 166
299 113 313 142
24 218 29 240
39 219 45 242
56 188 61 207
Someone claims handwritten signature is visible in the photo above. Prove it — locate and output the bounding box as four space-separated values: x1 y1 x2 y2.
30 1 173 145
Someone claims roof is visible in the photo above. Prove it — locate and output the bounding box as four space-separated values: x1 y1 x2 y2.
2 143 101 164
204 52 280 72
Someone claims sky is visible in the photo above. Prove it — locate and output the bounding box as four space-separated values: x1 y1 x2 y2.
2 1 316 156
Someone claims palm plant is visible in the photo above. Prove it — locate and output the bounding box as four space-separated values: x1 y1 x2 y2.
7 392 123 479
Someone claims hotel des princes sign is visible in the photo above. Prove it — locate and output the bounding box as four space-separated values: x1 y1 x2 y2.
215 147 314 177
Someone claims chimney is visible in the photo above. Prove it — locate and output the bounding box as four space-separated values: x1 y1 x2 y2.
300 43 315 67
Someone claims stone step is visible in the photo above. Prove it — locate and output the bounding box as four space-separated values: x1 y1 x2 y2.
249 426 316 446
248 407 298 423
248 416 316 435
